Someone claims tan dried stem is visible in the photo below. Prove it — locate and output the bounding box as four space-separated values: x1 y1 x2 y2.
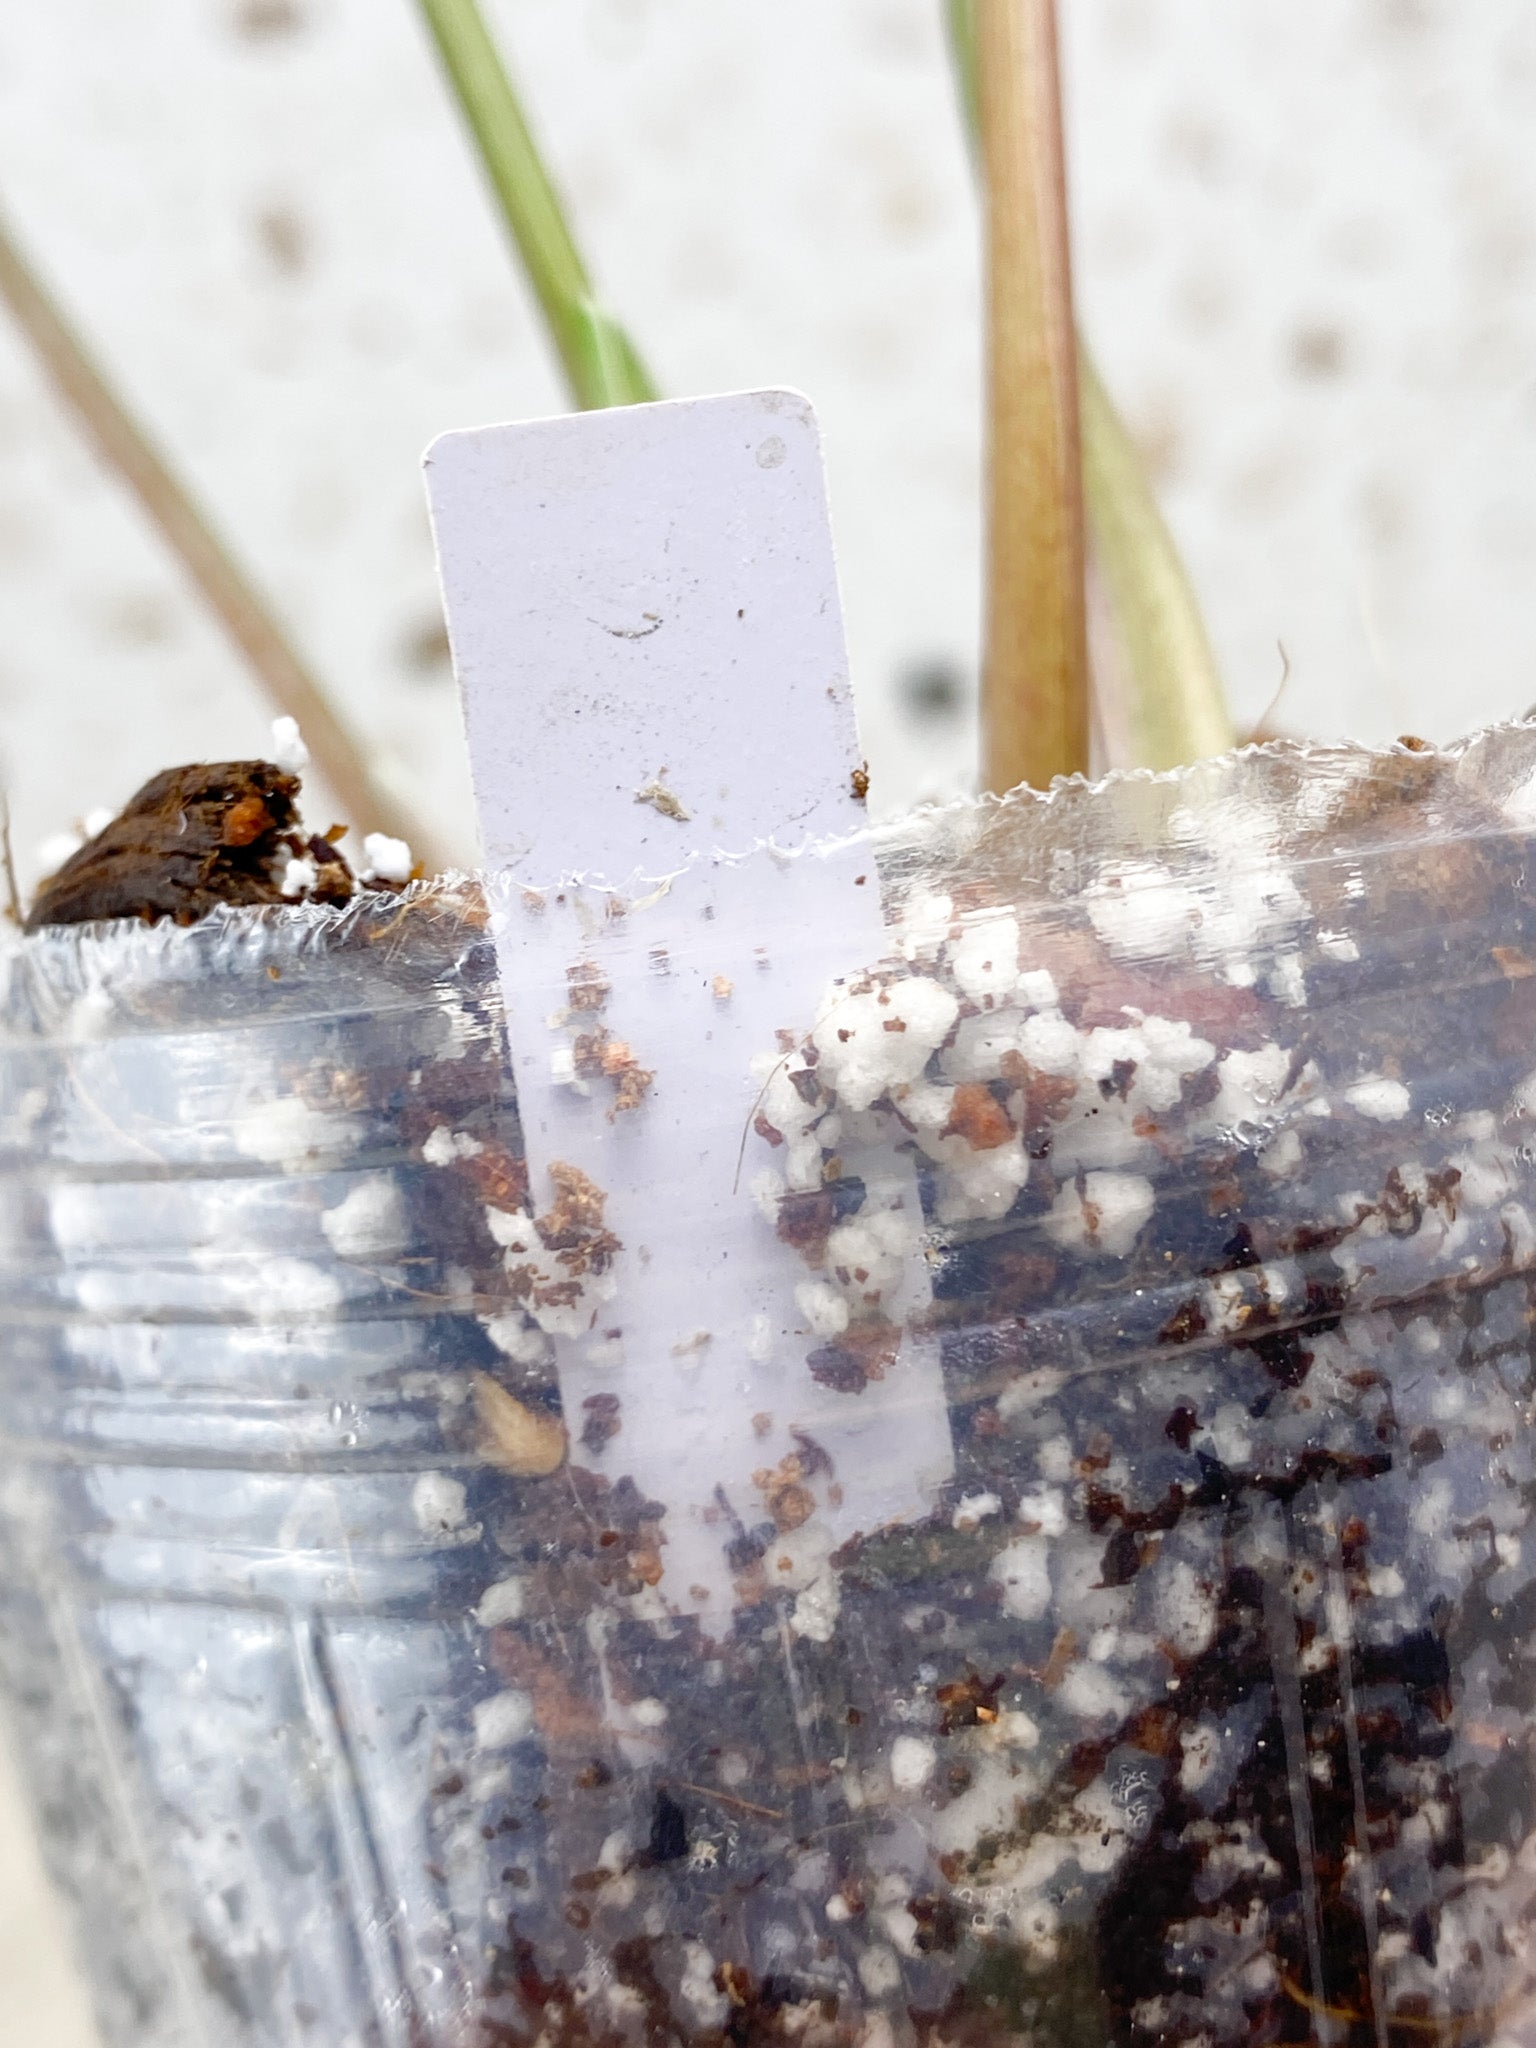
977 0 1089 794
0 209 444 870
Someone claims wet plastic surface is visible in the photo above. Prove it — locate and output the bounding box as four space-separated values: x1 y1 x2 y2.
6 726 1536 2046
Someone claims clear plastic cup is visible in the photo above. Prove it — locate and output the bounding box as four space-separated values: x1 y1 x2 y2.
5 725 1536 2048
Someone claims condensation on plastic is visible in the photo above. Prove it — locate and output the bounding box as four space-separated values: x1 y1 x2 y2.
5 723 1536 2047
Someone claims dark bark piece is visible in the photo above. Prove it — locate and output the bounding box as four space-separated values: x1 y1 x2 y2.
646 1789 688 1864
25 760 350 929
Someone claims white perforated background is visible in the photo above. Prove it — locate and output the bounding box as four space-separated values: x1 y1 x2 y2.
1 5 1533 2039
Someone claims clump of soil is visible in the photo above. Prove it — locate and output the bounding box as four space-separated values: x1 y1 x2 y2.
25 761 356 930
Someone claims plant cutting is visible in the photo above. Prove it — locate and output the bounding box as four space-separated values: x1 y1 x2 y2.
2 9 1535 2048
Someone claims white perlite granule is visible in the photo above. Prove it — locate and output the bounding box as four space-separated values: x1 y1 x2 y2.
34 829 83 874
279 854 318 899
1156 1560 1218 1660
361 832 414 884
481 1312 552 1365
1056 1661 1130 1723
795 1280 849 1337
678 1944 728 2028
422 1125 484 1166
321 1174 405 1260
990 1535 1052 1622
473 1577 526 1628
1045 1171 1156 1258
235 1094 362 1175
473 1689 534 1750
889 1736 937 1791
412 1472 467 1536
269 716 310 773
251 1258 345 1321
791 1574 842 1643
856 1949 903 1999
949 912 1020 1004
1345 1075 1412 1122
811 975 960 1112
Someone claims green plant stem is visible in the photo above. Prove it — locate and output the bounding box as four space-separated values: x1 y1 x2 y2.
416 0 656 410
0 208 442 867
1078 354 1232 766
946 0 981 140
945 0 1232 770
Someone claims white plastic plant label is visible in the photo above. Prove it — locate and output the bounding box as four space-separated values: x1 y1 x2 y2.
426 389 953 1616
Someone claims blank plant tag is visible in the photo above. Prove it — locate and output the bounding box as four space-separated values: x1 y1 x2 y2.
426 390 953 1616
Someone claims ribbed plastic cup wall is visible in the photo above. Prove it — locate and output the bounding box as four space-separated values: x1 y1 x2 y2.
4 726 1536 2048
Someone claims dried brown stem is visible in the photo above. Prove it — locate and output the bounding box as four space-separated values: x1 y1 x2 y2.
0 209 444 869
977 0 1089 793
0 794 19 924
